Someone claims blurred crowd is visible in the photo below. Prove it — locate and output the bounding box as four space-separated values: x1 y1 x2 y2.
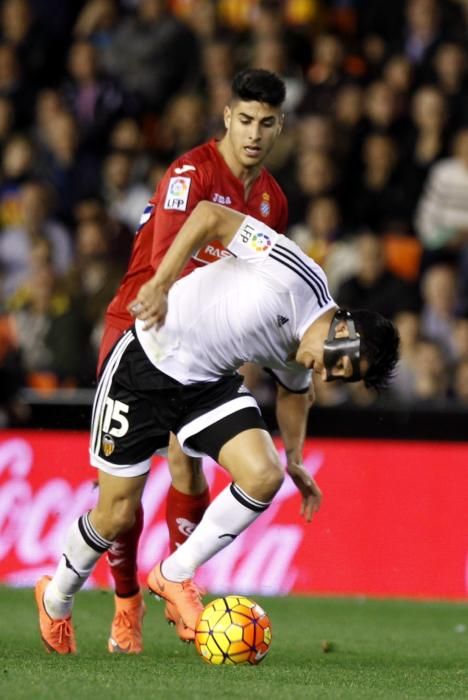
1 0 468 426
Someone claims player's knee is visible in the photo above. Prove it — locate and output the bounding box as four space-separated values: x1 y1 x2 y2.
111 499 138 536
95 499 137 540
244 457 284 501
261 460 284 496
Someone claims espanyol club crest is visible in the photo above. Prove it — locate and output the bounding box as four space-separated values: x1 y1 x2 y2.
102 434 115 457
260 192 271 218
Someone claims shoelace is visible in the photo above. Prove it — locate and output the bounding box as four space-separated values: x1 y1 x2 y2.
53 619 73 646
114 610 133 630
181 580 203 606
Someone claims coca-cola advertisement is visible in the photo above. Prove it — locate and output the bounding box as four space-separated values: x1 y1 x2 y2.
0 430 467 599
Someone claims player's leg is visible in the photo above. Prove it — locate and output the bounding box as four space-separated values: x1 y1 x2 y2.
97 323 147 649
163 435 210 633
148 422 283 638
36 330 160 654
35 469 147 655
166 434 209 552
98 324 145 598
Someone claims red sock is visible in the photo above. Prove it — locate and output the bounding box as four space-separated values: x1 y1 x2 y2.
166 485 210 553
107 504 144 597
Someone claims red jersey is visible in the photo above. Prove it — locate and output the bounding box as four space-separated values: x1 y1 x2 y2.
105 139 288 331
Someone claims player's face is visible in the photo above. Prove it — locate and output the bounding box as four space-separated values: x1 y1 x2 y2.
297 319 367 382
224 100 284 169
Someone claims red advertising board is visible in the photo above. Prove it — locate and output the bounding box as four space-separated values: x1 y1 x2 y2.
0 430 466 599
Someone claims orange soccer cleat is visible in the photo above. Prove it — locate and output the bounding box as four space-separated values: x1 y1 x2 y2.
147 562 203 642
108 590 145 654
164 600 194 642
35 575 76 655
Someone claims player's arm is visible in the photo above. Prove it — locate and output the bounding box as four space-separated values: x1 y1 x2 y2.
275 382 322 522
130 202 245 328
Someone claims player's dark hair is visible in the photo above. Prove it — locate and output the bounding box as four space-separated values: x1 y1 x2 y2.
231 69 286 107
351 309 400 391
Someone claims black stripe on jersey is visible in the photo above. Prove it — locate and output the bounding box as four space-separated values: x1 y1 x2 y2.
230 483 270 512
270 243 331 306
270 251 328 307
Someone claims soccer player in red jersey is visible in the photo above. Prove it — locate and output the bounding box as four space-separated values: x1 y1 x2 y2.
98 69 289 653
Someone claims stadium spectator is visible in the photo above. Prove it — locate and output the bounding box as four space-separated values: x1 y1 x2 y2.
103 0 200 113
73 0 120 61
344 133 408 232
287 149 337 224
65 217 124 358
0 0 53 87
390 308 422 401
419 262 459 360
298 32 346 115
36 110 100 223
155 92 207 160
401 84 448 213
288 196 355 295
100 150 151 232
410 337 450 404
336 230 419 319
6 248 92 387
382 54 414 103
0 180 72 301
332 81 365 173
61 39 130 152
415 126 468 250
0 133 35 229
430 41 468 128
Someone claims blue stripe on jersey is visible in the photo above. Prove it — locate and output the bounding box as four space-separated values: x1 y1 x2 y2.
136 203 154 233
270 245 331 307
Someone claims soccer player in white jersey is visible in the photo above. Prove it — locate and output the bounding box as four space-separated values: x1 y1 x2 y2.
35 202 399 654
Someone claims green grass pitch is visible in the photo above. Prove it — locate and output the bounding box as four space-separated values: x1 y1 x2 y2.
1 586 467 699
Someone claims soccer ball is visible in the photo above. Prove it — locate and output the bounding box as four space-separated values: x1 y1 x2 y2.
194 595 272 666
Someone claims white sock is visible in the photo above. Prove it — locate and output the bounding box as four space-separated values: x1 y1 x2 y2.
44 512 113 619
162 483 271 582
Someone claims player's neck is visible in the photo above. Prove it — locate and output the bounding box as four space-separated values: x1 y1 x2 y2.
217 138 261 194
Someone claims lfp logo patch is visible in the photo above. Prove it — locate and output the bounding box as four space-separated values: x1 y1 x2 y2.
164 176 191 211
249 232 272 252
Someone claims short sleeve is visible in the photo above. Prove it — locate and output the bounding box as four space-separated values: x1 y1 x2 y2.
264 366 312 393
227 216 280 261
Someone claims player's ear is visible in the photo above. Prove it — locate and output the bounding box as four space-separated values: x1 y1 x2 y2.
224 105 231 130
277 113 285 136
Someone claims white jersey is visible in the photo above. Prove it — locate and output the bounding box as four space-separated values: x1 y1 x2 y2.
136 216 336 391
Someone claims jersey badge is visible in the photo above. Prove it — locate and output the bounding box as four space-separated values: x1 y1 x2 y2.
260 192 271 218
174 164 196 174
249 231 272 253
102 434 115 457
164 177 191 211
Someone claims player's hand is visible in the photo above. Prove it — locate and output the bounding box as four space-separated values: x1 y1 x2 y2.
128 279 168 330
286 461 322 522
